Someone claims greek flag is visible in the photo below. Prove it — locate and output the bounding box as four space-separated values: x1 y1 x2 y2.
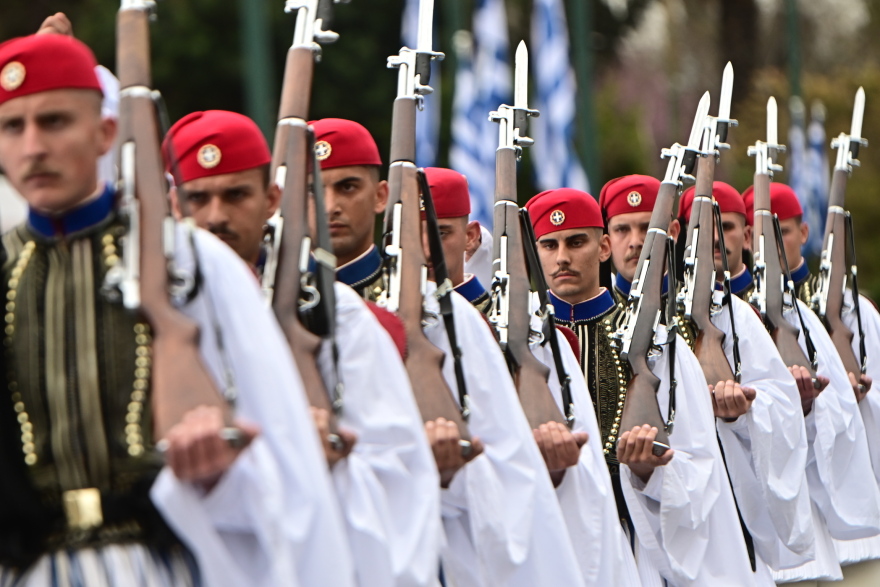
531 0 589 193
402 0 440 168
788 98 829 258
449 0 511 230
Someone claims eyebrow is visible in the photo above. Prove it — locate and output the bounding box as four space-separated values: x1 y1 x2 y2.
333 176 363 186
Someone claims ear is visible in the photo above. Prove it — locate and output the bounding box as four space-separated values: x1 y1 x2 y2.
800 221 809 246
266 182 281 218
374 180 389 214
97 115 118 158
465 220 481 246
598 232 612 262
668 218 681 241
742 224 753 252
169 186 183 220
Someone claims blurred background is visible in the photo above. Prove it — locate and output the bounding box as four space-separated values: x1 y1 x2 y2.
2 0 879 296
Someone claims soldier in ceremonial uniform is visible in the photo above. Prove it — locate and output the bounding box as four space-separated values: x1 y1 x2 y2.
738 182 880 586
0 35 353 586
161 109 443 587
425 166 641 584
421 167 490 312
312 118 588 587
598 175 679 303
526 187 773 586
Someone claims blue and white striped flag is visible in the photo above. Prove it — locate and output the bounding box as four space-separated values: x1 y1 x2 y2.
449 0 511 230
402 0 440 168
788 100 829 258
531 0 589 193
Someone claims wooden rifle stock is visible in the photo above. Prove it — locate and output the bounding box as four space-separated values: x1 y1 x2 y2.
116 4 232 438
268 29 342 430
752 172 818 376
686 154 737 386
493 147 566 429
619 181 676 451
820 168 861 377
385 160 470 437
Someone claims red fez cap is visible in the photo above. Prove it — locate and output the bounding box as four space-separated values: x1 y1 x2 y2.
599 174 660 219
525 188 603 239
162 110 271 184
425 167 470 218
742 182 803 227
310 118 382 170
0 35 102 106
679 181 745 223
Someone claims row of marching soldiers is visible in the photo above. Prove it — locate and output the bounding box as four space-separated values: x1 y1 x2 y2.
2 8 880 587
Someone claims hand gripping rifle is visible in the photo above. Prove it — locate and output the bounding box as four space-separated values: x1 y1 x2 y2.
812 88 868 378
614 93 709 456
381 0 472 452
487 41 568 430
748 97 820 385
268 0 349 451
113 0 238 439
678 63 742 386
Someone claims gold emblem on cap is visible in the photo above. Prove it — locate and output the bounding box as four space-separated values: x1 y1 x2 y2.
1 61 26 92
627 191 642 207
315 140 332 161
550 210 565 226
197 144 221 169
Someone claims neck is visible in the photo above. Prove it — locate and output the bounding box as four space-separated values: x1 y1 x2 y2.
558 285 602 306
337 242 373 268
33 182 103 217
717 259 745 282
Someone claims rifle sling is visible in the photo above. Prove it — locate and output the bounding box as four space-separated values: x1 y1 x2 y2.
845 212 867 373
519 209 575 424
418 171 470 415
771 215 819 370
712 202 742 382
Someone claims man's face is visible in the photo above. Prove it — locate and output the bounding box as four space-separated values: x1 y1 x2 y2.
421 216 480 285
778 217 808 271
175 167 279 266
321 165 388 266
714 212 750 275
0 89 115 213
536 227 611 303
607 211 651 282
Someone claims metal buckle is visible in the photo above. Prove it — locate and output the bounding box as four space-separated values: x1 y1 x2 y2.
63 488 103 531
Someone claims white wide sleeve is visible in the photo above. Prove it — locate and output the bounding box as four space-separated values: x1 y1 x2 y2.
322 284 441 587
531 330 641 586
423 288 585 587
844 293 880 487
620 332 759 586
151 227 355 587
711 297 814 569
795 298 880 541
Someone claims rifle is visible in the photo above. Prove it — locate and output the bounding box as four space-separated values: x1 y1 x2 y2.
521 208 576 426
812 88 868 378
486 41 567 430
748 97 820 385
113 0 237 439
678 63 741 386
615 92 709 456
268 0 347 451
381 1 472 450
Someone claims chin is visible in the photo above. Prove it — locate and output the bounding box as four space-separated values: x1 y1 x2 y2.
23 190 83 215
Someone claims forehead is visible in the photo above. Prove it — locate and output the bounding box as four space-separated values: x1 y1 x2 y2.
538 227 592 242
180 166 265 193
607 210 651 228
322 164 376 183
0 88 101 119
720 211 746 228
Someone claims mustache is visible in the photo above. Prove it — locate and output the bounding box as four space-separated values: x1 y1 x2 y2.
208 224 237 239
23 163 60 181
624 249 641 262
552 268 580 279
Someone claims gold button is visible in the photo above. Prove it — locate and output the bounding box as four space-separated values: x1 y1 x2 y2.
134 368 149 379
130 390 146 402
4 314 14 324
125 413 140 424
22 443 34 454
8 279 18 289
17 413 28 424
134 324 146 334
25 453 37 465
133 379 148 391
21 422 31 433
105 254 119 266
135 347 149 357
127 402 143 413
135 357 150 368
135 334 148 346
13 401 24 413
128 445 144 457
21 432 33 443
6 290 15 301
5 325 14 336
125 424 140 435
126 433 142 445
